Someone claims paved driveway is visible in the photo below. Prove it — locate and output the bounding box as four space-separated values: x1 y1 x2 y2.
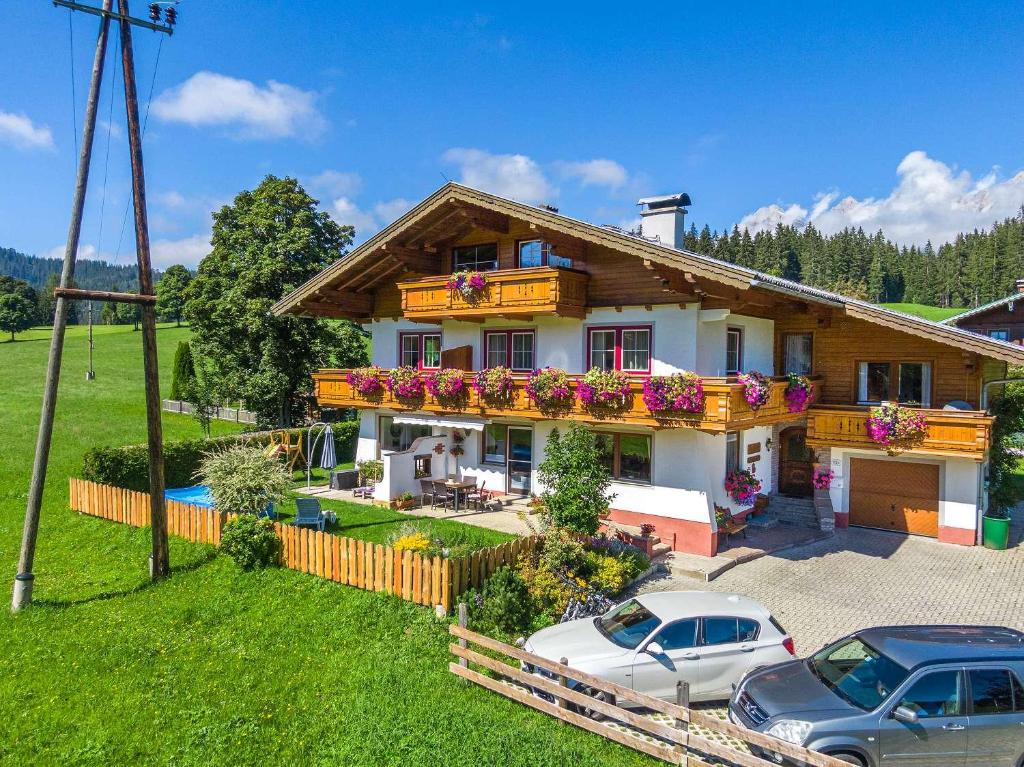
637 526 1024 654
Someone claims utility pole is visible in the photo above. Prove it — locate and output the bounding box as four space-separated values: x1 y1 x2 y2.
86 300 95 380
12 0 176 611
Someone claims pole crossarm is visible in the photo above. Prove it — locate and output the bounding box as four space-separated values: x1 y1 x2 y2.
54 287 157 305
53 0 174 35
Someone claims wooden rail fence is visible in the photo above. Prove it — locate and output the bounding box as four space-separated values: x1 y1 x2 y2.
449 623 851 767
69 478 540 611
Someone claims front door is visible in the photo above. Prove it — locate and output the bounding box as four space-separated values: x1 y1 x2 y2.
779 426 814 497
507 427 533 495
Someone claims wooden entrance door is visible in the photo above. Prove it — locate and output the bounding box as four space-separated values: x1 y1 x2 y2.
849 458 940 537
779 427 814 497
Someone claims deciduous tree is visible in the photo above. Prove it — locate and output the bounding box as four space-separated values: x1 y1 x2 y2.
156 264 192 326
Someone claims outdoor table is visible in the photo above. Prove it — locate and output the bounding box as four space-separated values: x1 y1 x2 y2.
444 480 476 513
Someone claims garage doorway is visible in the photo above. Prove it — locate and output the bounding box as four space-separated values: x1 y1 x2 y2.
779 426 814 497
849 458 939 537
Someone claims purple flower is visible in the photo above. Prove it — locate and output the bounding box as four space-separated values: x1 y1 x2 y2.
642 372 704 414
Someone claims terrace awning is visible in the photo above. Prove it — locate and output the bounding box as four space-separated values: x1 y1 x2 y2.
392 414 489 432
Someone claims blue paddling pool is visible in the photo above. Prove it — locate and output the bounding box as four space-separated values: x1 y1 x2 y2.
164 485 276 518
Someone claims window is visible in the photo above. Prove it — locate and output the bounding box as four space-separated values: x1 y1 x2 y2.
398 332 441 369
653 619 698 651
810 636 910 711
702 617 760 646
452 243 499 272
379 416 433 453
484 330 535 371
482 424 508 465
725 432 741 475
596 599 661 649
517 239 572 269
857 361 931 406
969 669 1023 714
989 329 1010 342
414 455 432 479
726 327 743 374
594 432 652 483
783 333 813 375
587 326 652 373
896 671 963 719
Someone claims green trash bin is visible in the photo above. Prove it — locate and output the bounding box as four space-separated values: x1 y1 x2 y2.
982 514 1011 550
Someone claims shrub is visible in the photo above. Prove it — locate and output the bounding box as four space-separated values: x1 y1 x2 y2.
220 515 280 570
393 532 431 552
988 383 1024 516
170 340 196 401
584 551 630 594
198 444 291 515
537 424 613 535
357 458 383 484
476 567 534 635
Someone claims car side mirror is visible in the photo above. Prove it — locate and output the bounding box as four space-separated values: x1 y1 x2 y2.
644 641 664 656
893 705 919 725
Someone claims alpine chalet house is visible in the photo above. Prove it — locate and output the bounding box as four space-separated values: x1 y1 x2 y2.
274 183 1024 556
943 280 1024 345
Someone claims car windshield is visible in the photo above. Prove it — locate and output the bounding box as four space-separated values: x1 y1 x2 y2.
808 636 910 711
595 599 661 649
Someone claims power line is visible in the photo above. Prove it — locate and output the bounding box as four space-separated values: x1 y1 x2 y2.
95 32 120 256
68 10 79 159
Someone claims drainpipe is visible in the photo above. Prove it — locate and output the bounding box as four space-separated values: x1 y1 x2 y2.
977 378 1024 543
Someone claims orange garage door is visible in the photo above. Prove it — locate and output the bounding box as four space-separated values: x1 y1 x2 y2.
849 458 940 537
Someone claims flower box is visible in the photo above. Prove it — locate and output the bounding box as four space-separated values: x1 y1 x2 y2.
738 371 770 411
785 373 814 413
525 367 573 411
386 367 425 400
445 270 487 301
642 372 704 414
473 366 515 403
577 367 631 412
866 403 927 454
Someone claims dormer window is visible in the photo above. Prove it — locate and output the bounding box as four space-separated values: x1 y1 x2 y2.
452 243 498 272
518 239 571 269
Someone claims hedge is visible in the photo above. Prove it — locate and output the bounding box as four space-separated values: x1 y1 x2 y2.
81 421 359 492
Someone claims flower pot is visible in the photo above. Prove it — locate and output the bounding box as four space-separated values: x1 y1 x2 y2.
982 515 1011 550
751 494 769 516
394 499 416 510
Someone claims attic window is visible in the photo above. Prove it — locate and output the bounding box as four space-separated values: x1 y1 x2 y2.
453 244 498 272
518 240 571 269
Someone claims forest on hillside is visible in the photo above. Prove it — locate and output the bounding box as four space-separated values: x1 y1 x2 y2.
0 247 149 293
678 208 1024 308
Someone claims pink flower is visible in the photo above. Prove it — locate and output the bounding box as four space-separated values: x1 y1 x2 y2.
642 373 704 414
738 371 771 410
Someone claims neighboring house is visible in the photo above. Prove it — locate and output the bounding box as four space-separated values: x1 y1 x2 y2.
943 280 1024 344
274 183 1024 555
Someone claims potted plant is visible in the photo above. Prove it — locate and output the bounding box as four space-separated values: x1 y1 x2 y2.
446 270 487 301
738 370 771 411
386 366 424 401
524 367 573 412
425 367 466 408
473 366 515 404
393 491 417 510
635 522 657 556
724 469 762 506
812 466 834 490
751 493 770 516
785 373 814 412
346 366 386 397
576 367 631 412
982 507 1012 550
642 371 704 415
866 403 928 454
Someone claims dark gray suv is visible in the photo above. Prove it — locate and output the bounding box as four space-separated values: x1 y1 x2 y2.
728 625 1024 766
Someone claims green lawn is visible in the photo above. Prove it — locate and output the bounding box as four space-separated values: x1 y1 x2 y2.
0 324 650 766
879 302 966 321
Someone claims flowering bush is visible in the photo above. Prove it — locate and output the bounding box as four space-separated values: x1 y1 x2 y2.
346 366 386 397
785 373 814 413
386 366 424 399
812 467 834 490
867 403 928 454
392 531 432 552
446 270 487 300
738 370 771 410
424 367 466 404
642 372 704 414
725 469 762 505
473 366 515 402
525 367 573 410
576 367 631 410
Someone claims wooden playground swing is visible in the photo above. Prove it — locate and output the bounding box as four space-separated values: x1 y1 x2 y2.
265 430 305 473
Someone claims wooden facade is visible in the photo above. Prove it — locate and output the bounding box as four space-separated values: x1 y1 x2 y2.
948 296 1024 346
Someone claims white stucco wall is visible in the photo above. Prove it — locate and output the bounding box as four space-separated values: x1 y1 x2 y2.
368 318 442 368
826 449 982 532
695 311 775 376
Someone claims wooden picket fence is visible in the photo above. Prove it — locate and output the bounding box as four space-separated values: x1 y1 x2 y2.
68 478 540 611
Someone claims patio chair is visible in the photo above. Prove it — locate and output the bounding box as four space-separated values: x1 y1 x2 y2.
432 480 455 511
293 497 326 532
419 478 438 508
465 480 490 511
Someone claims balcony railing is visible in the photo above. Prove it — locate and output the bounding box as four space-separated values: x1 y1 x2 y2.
313 371 814 433
396 267 589 321
806 405 993 460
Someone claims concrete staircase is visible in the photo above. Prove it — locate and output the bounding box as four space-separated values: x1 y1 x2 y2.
769 495 819 529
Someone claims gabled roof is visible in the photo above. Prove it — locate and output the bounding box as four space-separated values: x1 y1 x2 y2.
274 182 1024 365
942 293 1022 325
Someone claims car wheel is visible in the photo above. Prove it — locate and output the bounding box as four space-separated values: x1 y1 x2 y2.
574 685 614 721
827 753 866 767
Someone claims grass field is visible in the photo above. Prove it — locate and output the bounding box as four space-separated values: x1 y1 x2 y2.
879 302 966 321
0 324 650 766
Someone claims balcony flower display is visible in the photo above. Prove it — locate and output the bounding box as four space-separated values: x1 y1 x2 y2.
866 403 928 454
525 367 573 410
642 371 704 414
473 366 515 402
738 371 771 411
386 366 424 400
576 367 631 411
812 467 834 490
785 373 814 413
346 366 386 397
725 469 762 506
425 368 466 406
445 270 487 300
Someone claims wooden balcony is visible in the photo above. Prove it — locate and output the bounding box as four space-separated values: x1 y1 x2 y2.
396 267 589 321
806 405 993 460
313 371 812 433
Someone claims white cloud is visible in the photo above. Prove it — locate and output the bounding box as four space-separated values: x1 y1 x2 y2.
442 148 555 204
308 170 362 198
151 233 210 269
154 190 188 208
99 119 123 140
152 71 325 139
555 159 628 190
330 196 413 239
738 151 1024 246
0 110 54 151
372 198 413 222
737 202 808 233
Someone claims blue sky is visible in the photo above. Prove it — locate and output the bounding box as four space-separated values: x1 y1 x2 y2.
2 0 1023 269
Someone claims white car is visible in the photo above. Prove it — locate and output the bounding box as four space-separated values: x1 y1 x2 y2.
522 591 795 706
